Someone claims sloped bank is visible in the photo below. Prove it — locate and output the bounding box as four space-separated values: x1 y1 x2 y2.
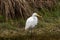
0 27 60 40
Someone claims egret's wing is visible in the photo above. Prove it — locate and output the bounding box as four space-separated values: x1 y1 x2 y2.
25 17 33 30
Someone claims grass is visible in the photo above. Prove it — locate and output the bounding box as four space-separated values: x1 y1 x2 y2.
0 1 60 40
0 10 60 40
0 16 60 40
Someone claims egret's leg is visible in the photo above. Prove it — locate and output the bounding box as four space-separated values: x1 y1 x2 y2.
30 28 32 35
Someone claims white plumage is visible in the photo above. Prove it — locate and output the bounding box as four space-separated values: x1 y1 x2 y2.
25 13 41 31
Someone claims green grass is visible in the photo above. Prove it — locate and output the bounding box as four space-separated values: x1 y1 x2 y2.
0 16 60 40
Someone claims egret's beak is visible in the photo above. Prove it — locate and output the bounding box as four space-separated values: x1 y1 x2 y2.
36 14 42 18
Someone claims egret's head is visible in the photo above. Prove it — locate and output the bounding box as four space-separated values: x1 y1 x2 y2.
32 13 42 17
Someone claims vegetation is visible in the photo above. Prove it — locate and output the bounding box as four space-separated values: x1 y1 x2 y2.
0 0 60 40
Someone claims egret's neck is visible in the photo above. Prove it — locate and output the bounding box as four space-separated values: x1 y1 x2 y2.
32 15 36 17
31 15 37 19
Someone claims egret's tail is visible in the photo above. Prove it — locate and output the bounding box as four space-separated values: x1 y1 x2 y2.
25 26 29 31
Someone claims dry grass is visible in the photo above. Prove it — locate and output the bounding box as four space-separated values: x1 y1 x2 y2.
0 0 57 21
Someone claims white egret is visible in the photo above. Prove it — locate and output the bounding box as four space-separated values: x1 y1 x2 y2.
25 13 42 33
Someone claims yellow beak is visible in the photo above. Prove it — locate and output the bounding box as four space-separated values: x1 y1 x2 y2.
36 14 42 18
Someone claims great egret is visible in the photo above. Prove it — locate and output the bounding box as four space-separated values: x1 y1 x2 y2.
25 13 42 33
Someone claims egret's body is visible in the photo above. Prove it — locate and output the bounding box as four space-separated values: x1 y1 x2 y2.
25 13 41 31
25 15 38 30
